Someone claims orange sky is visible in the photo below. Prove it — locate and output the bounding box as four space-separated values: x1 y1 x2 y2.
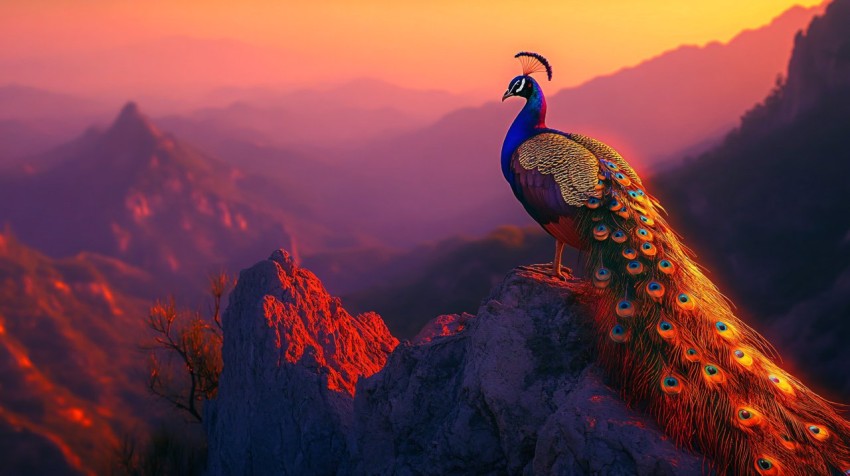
0 0 825 98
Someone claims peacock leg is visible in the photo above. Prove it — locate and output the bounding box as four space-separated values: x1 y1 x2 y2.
517 240 571 280
552 240 565 278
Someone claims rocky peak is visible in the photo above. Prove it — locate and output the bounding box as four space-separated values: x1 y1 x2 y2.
204 250 398 475
103 101 161 150
206 252 705 475
781 0 850 119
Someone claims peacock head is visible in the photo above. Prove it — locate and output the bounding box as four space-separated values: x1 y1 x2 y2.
502 52 552 102
502 75 537 102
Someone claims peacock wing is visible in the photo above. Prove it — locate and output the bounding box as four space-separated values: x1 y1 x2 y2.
510 132 602 247
510 132 601 210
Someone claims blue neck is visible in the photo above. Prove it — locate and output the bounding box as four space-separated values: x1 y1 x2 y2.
501 90 547 181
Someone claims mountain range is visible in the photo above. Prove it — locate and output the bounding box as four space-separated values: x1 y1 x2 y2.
0 232 153 475
0 2 844 472
317 3 826 247
0 103 348 289
653 0 850 400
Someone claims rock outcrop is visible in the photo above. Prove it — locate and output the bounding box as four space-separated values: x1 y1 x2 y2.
204 250 398 475
782 0 850 121
206 251 705 475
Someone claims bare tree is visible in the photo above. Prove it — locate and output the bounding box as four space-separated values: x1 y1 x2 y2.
146 273 230 423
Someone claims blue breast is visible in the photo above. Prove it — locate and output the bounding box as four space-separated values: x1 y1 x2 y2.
501 80 548 186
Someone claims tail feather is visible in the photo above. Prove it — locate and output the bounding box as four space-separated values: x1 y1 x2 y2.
577 162 850 475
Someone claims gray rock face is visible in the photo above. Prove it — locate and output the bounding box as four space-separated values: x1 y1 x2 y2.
351 269 705 475
204 250 397 476
206 254 705 475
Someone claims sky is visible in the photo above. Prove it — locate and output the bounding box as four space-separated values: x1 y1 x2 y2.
0 0 826 99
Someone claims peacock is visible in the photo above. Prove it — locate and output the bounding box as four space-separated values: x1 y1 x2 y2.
501 51 850 475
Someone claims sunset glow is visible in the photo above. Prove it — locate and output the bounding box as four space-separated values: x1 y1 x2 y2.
0 0 825 99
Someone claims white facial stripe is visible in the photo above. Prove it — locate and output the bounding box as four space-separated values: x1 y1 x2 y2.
515 78 526 93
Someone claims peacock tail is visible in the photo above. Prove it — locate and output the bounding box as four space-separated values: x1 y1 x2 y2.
573 134 850 475
501 52 850 475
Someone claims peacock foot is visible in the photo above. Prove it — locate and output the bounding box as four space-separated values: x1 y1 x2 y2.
517 263 572 281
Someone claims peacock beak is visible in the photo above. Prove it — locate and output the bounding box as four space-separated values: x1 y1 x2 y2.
502 90 512 102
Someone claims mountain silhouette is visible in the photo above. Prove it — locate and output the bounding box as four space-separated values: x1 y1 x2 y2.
652 0 850 400
0 102 333 285
323 3 825 247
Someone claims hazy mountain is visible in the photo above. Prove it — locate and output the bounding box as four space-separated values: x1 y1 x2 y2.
0 103 336 283
545 3 827 169
157 100 421 151
340 226 578 337
0 85 106 121
0 85 112 161
0 37 285 110
155 78 481 160
0 232 153 475
322 3 824 248
651 0 850 400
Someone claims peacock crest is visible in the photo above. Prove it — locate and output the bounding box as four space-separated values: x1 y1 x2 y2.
515 51 553 81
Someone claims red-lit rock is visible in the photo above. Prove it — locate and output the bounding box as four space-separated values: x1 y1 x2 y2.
205 249 397 475
207 256 705 475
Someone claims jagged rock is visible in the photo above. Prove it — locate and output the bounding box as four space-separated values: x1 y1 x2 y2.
350 269 704 475
782 0 850 120
412 312 475 344
204 250 397 476
206 254 705 475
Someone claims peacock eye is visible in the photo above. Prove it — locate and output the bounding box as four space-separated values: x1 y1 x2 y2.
808 425 820 434
659 321 672 331
738 409 751 420
757 458 772 470
648 283 661 291
687 348 697 355
704 365 718 376
659 260 672 268
678 294 689 303
664 377 678 387
616 300 635 317
734 350 745 358
716 322 728 332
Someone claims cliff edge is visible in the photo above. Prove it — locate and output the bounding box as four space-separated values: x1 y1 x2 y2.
206 251 705 475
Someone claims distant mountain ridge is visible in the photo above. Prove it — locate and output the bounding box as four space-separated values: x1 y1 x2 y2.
321 3 825 248
652 0 850 400
0 232 153 475
0 103 318 285
547 3 827 168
